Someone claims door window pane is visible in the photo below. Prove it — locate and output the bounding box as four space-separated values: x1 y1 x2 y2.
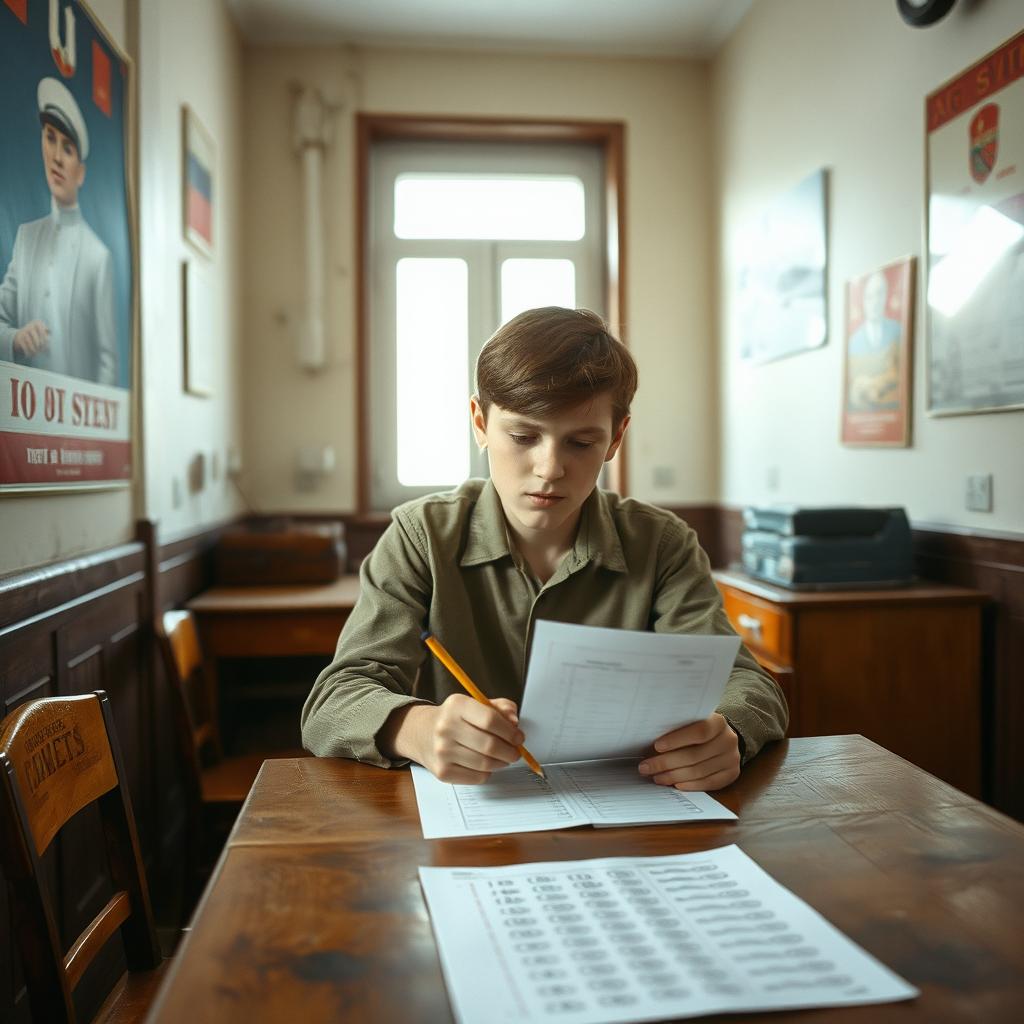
396 258 470 486
395 175 585 240
501 258 577 324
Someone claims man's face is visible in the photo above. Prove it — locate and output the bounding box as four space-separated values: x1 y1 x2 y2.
863 272 888 323
41 122 85 207
470 393 628 546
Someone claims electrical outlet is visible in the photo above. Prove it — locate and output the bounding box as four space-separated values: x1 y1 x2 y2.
965 473 993 512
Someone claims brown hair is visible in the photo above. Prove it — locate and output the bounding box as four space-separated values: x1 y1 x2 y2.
475 307 638 427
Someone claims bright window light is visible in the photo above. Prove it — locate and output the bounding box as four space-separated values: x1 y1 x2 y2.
395 175 585 240
396 258 470 486
501 258 577 324
928 205 1024 317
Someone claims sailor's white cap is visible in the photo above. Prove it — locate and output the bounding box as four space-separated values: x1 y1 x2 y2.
37 77 89 161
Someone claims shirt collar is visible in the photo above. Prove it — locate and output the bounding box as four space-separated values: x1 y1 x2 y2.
460 478 627 573
50 199 82 228
461 478 514 566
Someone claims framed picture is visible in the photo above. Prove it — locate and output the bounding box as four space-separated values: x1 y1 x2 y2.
925 28 1024 415
0 0 135 492
738 168 829 364
841 256 915 447
182 259 213 396
182 104 214 257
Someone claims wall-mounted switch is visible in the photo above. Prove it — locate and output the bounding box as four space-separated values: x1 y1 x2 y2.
652 465 675 488
965 473 993 512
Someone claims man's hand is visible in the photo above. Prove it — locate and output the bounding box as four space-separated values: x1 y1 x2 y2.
384 695 523 784
13 321 49 357
638 712 740 792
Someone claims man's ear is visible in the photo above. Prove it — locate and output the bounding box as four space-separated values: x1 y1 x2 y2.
604 414 630 462
76 162 86 189
469 396 488 448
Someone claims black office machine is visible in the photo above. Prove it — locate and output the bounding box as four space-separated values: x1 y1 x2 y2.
741 506 914 589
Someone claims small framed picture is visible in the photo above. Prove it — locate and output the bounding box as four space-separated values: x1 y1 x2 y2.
182 104 214 257
841 256 915 447
182 260 214 397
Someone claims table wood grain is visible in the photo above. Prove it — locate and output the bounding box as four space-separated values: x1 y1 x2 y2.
146 736 1024 1023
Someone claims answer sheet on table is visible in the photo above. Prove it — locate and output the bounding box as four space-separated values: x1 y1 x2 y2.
411 760 736 840
419 844 918 1024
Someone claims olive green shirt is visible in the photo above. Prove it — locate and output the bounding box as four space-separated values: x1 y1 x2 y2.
301 479 788 768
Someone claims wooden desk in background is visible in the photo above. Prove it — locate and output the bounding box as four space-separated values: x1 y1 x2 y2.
185 577 361 747
146 736 1024 1023
186 575 362 659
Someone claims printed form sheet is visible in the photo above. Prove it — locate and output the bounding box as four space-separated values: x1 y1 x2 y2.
411 760 736 840
419 844 918 1024
519 622 741 766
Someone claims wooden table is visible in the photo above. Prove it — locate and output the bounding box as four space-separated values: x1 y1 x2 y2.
146 736 1024 1023
186 575 362 660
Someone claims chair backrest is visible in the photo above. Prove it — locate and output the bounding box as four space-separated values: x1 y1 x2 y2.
157 609 224 784
0 691 161 1024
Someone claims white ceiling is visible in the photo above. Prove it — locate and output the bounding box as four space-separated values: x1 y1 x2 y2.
226 0 756 58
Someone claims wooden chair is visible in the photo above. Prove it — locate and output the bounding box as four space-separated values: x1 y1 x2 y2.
0 691 164 1024
156 609 304 905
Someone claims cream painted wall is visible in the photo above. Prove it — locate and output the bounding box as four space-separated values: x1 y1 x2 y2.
138 0 245 540
713 0 1024 533
0 0 132 575
242 48 716 511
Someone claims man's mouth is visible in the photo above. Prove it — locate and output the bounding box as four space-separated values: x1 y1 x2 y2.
526 492 564 507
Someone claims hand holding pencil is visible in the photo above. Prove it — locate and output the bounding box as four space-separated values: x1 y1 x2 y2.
423 632 546 779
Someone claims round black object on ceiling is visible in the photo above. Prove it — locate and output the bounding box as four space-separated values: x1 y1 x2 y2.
897 0 957 27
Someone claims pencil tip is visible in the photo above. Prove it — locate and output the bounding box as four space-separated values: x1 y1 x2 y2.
420 630 432 642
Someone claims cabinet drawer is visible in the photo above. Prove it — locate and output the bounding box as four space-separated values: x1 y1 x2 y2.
719 585 792 665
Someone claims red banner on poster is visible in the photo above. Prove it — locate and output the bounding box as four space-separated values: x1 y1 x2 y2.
928 29 1024 133
0 431 130 483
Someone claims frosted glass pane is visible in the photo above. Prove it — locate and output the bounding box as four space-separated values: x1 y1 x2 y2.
395 175 585 240
501 259 577 324
396 259 470 486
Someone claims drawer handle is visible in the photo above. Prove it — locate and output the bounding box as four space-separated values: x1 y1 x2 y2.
737 613 763 639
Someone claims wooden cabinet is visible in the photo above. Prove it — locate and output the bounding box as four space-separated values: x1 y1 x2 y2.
714 570 987 797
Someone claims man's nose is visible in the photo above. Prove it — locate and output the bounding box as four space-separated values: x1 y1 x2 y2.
534 443 565 481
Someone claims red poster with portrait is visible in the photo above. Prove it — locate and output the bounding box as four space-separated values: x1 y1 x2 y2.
841 256 915 447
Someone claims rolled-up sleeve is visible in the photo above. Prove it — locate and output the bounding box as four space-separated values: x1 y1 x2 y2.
649 517 788 762
300 511 434 766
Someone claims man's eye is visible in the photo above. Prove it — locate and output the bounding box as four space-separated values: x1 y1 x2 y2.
509 434 534 445
569 440 596 450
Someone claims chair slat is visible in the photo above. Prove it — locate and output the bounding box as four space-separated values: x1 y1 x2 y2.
62 891 131 991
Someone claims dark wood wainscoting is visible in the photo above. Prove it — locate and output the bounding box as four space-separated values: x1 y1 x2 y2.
912 528 1024 821
0 543 149 1023
700 506 1023 821
0 520 229 1023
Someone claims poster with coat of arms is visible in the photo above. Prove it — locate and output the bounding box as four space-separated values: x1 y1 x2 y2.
925 29 1024 415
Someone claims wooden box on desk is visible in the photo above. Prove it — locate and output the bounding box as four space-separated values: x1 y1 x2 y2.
713 569 987 797
215 522 346 585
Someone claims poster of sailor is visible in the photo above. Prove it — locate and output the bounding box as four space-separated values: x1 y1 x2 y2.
0 0 133 491
926 27 1024 415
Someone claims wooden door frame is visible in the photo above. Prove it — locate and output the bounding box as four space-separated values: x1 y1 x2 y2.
355 113 628 512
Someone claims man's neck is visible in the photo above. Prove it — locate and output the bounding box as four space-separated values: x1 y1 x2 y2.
505 510 581 585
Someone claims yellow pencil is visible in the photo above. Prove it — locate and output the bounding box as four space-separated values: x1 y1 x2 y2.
422 631 546 779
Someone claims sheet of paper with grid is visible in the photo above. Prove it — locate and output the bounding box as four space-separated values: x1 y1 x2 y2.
411 759 736 840
419 844 918 1024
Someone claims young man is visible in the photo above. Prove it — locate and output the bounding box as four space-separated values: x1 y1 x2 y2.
0 77 116 385
302 307 787 790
